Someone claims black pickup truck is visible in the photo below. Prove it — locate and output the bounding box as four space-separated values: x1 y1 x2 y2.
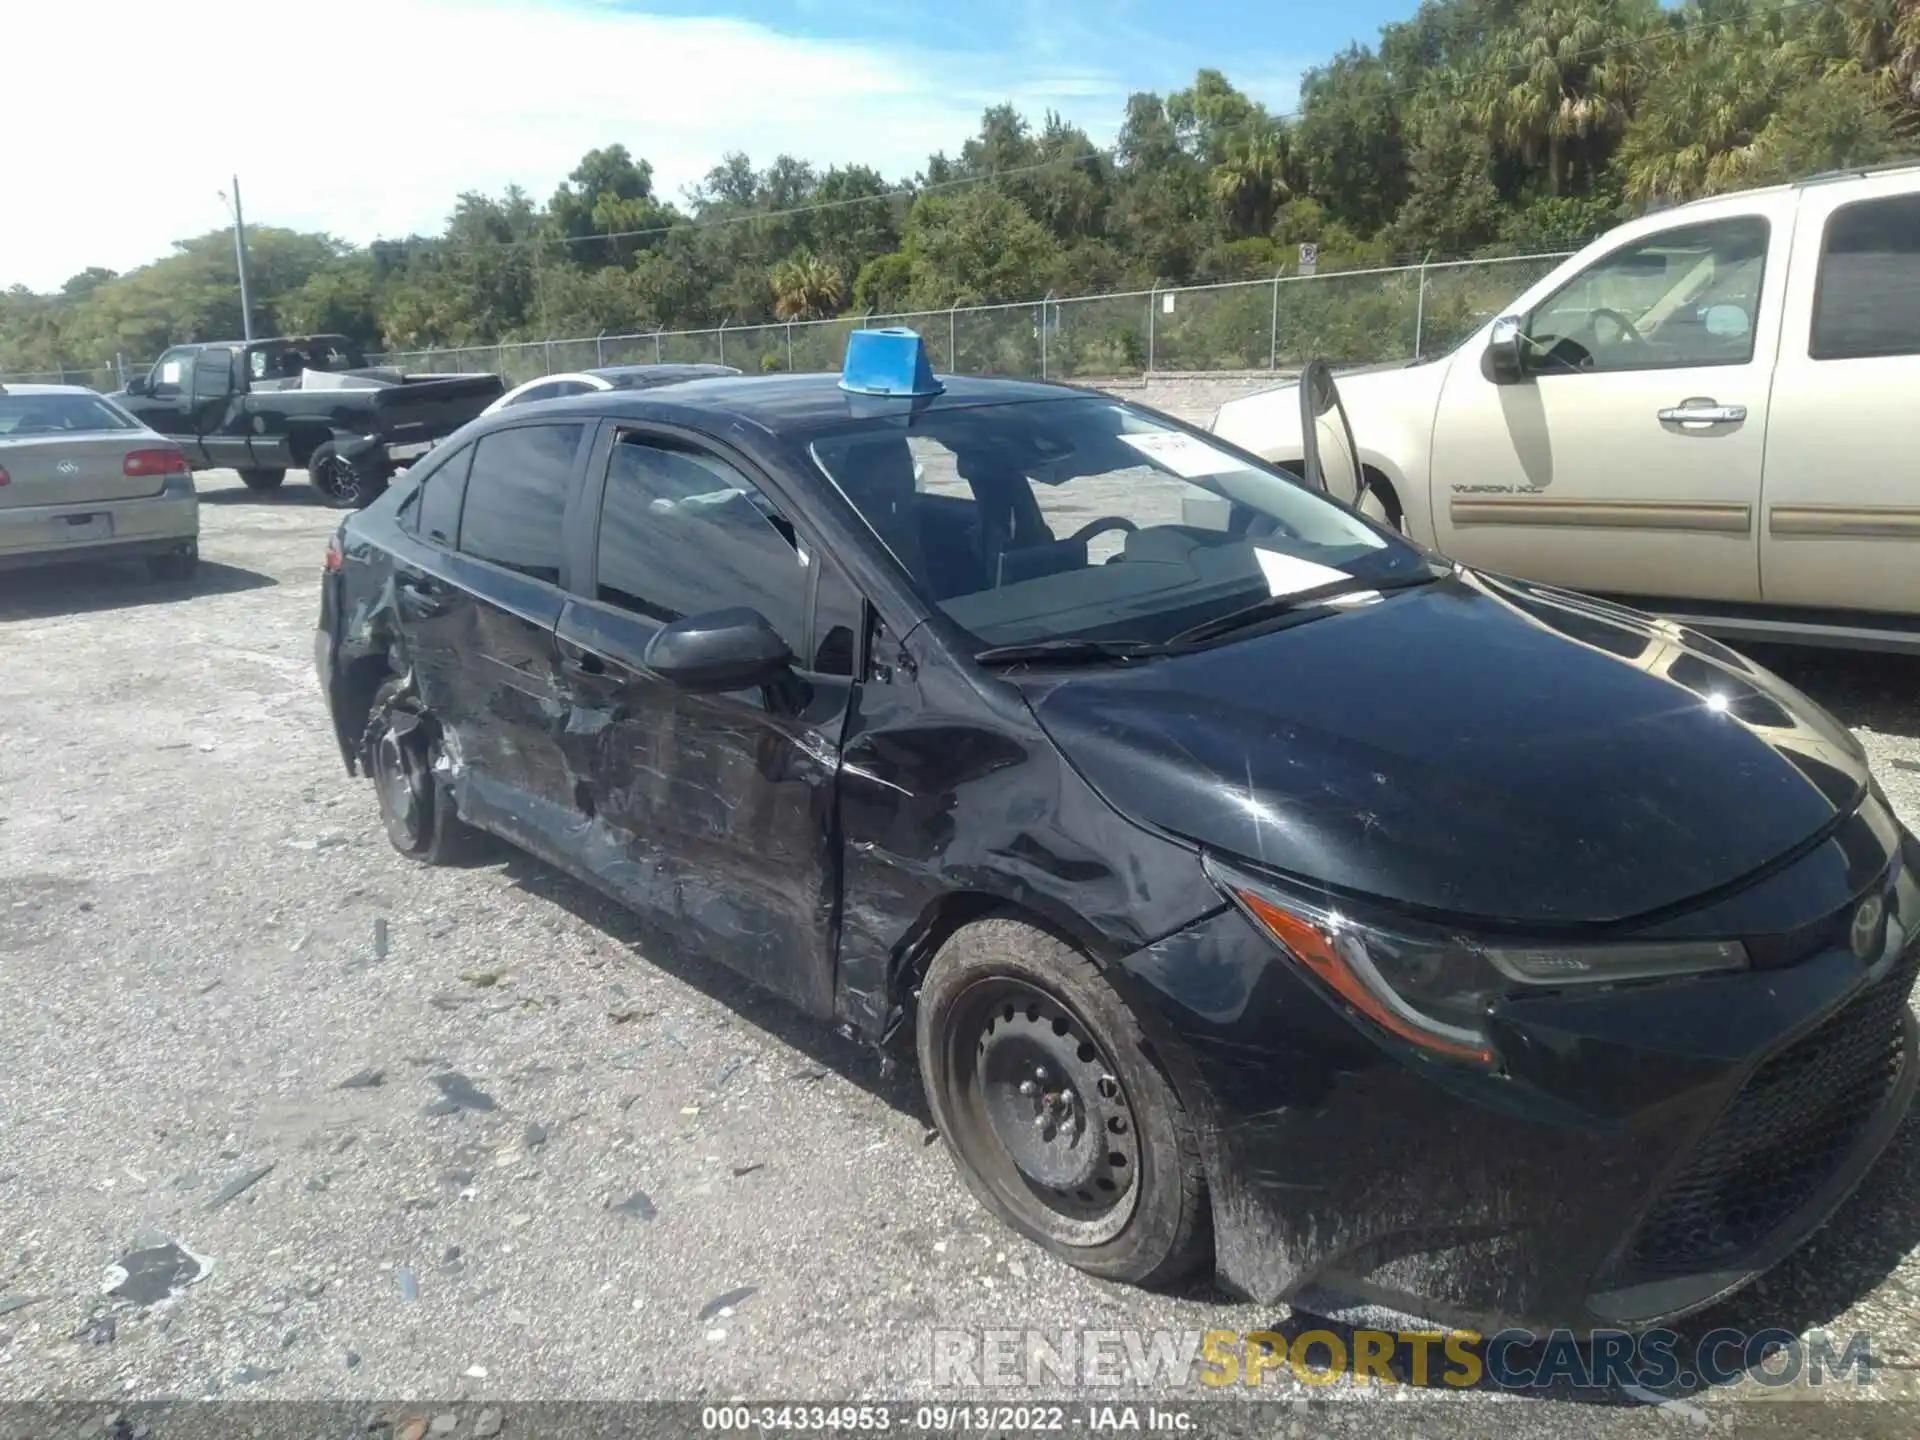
113 335 503 508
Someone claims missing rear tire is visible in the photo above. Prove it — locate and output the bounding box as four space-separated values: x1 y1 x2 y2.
363 680 476 865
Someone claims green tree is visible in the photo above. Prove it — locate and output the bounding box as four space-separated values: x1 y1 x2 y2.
770 249 846 320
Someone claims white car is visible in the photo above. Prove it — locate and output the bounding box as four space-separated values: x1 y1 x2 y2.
1211 162 1920 655
0 384 199 581
481 363 740 416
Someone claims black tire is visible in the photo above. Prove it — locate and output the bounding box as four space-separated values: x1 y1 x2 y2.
308 442 389 511
146 543 199 583
916 916 1210 1288
237 467 287 491
363 679 476 865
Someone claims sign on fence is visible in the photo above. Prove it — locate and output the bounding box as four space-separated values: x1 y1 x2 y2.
1298 242 1318 277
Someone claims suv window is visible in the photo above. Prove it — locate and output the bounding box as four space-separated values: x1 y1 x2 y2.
457 423 584 583
1525 217 1769 373
595 434 810 656
1811 194 1920 361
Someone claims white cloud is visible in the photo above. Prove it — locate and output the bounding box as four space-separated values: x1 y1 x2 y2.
2 0 1125 290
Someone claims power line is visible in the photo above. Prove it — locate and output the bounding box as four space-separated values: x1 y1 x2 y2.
369 0 1842 258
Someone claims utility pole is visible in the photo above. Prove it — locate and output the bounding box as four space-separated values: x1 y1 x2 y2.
219 176 255 340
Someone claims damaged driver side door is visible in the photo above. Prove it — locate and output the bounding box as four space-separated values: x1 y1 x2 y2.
553 426 862 1017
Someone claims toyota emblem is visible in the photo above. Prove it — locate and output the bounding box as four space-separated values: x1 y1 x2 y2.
1850 892 1887 961
56 459 79 475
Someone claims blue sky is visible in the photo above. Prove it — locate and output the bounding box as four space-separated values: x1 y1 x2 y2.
623 0 1412 118
8 0 1418 289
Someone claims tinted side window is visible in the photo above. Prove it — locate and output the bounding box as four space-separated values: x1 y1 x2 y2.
595 436 809 654
411 444 473 547
1811 194 1920 361
458 424 583 583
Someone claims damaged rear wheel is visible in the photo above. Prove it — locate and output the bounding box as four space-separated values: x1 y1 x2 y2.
917 917 1211 1288
364 681 476 865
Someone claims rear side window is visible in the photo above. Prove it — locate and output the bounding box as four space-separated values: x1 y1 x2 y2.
594 434 810 654
458 423 584 583
411 444 472 548
1811 194 1920 361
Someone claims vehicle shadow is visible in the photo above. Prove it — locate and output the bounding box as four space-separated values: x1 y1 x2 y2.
1748 643 1920 740
489 846 935 1126
0 558 277 621
196 480 335 509
1245 1099 1920 1408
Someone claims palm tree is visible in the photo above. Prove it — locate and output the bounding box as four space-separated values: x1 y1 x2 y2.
1209 124 1291 237
1469 0 1652 195
1833 0 1920 134
769 250 846 322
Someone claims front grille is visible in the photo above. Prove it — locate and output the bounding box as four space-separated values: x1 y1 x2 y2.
1627 950 1918 1274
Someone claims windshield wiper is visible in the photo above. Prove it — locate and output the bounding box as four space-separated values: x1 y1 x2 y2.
973 637 1165 667
1165 569 1445 651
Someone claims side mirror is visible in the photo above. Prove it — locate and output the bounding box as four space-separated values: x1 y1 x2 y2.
643 607 793 693
1481 316 1527 385
123 375 151 397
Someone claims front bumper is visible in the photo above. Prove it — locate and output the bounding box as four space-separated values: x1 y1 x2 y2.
1121 825 1920 1332
0 485 198 570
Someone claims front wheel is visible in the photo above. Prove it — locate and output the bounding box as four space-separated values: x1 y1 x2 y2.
916 917 1210 1287
308 442 389 511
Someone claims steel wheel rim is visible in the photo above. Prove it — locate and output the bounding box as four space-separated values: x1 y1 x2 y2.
942 977 1141 1246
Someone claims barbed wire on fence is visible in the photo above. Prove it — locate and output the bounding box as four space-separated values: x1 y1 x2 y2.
4 250 1574 394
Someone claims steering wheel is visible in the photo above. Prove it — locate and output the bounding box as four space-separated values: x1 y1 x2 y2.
1588 306 1648 353
1068 516 1138 545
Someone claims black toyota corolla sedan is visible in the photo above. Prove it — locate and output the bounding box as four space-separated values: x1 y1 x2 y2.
315 331 1918 1333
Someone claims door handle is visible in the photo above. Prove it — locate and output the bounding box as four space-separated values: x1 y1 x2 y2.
1657 399 1746 427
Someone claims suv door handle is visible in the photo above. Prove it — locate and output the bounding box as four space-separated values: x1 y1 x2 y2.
1658 400 1746 427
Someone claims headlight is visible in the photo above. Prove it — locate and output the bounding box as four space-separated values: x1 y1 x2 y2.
1206 856 1749 1068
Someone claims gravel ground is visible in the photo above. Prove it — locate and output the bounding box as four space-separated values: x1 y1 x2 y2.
2 466 1919 1439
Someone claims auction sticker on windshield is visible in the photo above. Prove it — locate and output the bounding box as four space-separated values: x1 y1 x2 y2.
1117 430 1244 479
1252 549 1352 598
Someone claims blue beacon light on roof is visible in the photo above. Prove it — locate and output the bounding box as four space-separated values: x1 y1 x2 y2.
840 328 945 398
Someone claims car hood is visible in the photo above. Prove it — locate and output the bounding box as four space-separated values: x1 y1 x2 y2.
1020 571 1870 926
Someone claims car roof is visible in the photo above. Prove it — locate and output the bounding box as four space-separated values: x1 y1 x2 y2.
588 363 742 385
493 371 1095 442
0 382 103 396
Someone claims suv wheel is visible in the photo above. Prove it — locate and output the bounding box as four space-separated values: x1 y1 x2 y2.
237 468 287 491
916 916 1211 1287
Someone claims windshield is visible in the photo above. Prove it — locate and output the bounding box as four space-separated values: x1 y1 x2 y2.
0 392 138 436
806 396 1427 650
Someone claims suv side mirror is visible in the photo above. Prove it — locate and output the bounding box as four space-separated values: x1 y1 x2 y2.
1482 316 1528 385
643 607 793 693
123 375 151 397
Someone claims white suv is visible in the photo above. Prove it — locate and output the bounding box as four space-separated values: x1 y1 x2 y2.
1211 163 1920 655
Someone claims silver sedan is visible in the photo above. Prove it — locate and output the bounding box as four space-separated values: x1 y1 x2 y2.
0 384 199 580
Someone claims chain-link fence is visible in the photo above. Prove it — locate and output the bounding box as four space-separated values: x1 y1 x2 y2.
7 251 1573 395
369 252 1570 384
